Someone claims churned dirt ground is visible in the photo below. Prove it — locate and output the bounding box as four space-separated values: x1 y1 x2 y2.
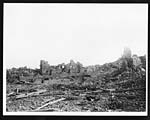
6 68 146 112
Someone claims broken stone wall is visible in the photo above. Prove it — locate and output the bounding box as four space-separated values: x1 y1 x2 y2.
132 55 142 68
40 60 50 75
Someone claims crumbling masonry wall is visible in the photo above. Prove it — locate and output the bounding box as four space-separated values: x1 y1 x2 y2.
40 60 50 75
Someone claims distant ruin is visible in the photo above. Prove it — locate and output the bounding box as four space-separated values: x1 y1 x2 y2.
40 60 50 75
39 59 84 76
6 48 146 112
6 47 146 84
122 47 132 58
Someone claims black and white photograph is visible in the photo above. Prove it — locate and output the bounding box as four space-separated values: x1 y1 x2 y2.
3 3 148 115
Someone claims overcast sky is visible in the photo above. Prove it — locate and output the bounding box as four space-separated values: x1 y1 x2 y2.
4 4 148 69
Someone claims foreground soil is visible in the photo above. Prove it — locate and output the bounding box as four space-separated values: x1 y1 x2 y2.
6 75 146 112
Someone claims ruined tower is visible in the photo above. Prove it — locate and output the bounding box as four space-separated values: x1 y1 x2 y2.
122 47 132 59
40 60 50 75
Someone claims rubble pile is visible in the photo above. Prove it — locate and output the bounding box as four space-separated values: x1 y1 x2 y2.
102 56 146 111
6 48 146 112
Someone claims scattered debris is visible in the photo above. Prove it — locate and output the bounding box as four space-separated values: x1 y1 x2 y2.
15 89 47 99
34 98 66 111
6 53 146 112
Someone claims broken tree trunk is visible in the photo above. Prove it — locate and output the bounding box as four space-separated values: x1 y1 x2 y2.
42 97 55 104
7 92 15 97
31 108 60 112
112 87 145 93
15 89 47 99
34 98 66 111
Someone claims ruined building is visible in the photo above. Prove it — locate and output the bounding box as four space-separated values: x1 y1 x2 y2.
132 54 142 68
40 60 51 75
122 47 132 59
39 59 84 76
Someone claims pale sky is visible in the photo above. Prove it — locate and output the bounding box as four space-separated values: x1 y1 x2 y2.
4 3 148 69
